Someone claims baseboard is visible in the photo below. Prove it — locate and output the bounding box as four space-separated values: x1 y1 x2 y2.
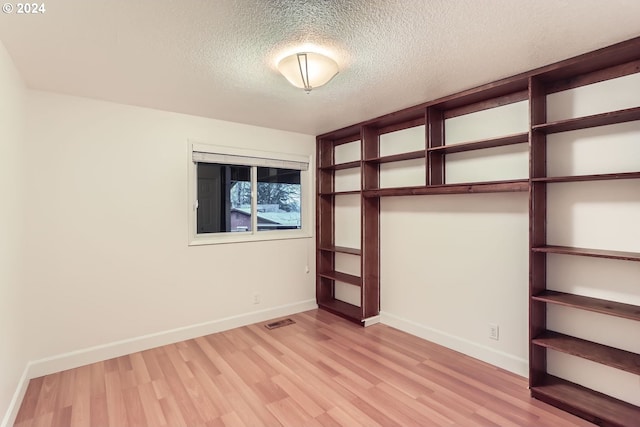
1 365 30 427
26 299 317 380
363 315 381 327
380 311 528 377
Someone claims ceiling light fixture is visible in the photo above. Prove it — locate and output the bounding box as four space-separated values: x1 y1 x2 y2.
277 52 339 93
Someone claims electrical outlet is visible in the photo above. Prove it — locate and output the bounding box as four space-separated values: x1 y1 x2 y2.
252 293 261 304
489 323 499 340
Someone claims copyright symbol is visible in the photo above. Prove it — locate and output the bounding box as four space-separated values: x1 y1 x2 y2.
2 3 13 13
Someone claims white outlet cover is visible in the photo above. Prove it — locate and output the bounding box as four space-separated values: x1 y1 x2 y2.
489 323 499 340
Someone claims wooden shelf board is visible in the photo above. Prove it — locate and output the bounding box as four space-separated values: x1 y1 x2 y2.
531 374 640 427
428 132 528 154
531 171 640 183
316 126 360 141
531 245 640 261
318 190 361 196
365 150 426 164
532 37 640 83
317 270 362 287
532 106 640 134
320 160 361 171
318 299 363 323
363 179 529 197
318 246 362 256
533 331 640 375
532 290 640 322
433 79 530 111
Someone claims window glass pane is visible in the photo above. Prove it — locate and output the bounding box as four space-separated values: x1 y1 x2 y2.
197 163 251 233
256 167 301 231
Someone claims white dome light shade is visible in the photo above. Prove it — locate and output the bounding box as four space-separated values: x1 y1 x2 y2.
277 52 339 93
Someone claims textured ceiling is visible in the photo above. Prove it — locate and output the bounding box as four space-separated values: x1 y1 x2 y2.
1 0 639 135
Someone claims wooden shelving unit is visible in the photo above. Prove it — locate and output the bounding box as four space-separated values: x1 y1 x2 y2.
528 41 640 426
316 36 640 424
316 131 379 325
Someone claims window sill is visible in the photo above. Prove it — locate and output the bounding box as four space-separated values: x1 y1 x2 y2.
188 229 312 246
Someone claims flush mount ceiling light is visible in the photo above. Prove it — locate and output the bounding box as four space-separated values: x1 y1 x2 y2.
277 52 339 93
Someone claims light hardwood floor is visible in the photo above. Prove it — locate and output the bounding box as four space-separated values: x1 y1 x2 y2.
14 309 595 427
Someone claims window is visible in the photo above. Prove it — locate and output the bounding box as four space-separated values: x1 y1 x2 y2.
189 142 310 244
197 164 252 233
256 167 301 231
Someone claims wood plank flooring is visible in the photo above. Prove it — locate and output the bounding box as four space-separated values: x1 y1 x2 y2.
14 309 595 427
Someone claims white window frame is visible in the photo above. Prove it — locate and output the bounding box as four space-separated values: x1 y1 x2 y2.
188 140 312 245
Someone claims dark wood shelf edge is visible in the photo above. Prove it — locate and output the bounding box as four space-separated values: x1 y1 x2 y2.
532 106 640 134
317 271 362 287
531 245 640 261
531 171 640 183
318 246 362 256
531 375 640 427
318 190 362 196
320 160 361 171
532 290 640 322
532 330 640 375
364 150 426 164
318 299 364 325
363 180 529 197
428 132 528 154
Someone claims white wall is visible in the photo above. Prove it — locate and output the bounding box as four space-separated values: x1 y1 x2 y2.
18 92 316 374
380 193 530 374
0 42 27 426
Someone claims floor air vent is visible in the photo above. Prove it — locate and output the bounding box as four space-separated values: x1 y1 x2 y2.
265 318 295 330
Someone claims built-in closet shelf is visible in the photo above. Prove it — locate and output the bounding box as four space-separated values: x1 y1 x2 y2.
364 150 426 164
317 270 362 287
318 190 362 196
318 299 362 322
318 246 362 256
531 374 640 427
532 331 640 375
319 161 361 171
428 132 529 154
531 245 640 261
531 171 640 183
532 290 640 322
532 106 640 134
363 179 529 198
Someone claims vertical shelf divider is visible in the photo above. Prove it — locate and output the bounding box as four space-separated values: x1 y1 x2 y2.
529 76 548 386
361 126 380 319
316 138 335 306
427 107 445 186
